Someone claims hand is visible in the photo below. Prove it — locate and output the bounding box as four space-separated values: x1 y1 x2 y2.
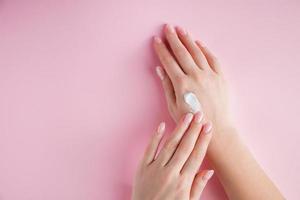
132 112 214 200
153 24 233 133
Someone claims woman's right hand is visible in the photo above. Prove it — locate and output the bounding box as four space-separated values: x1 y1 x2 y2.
132 112 213 200
153 24 285 200
154 24 234 134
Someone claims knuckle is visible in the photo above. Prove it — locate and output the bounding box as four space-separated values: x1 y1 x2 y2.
174 45 184 54
164 169 177 182
193 72 202 82
181 173 193 182
176 176 190 191
150 134 161 144
195 72 211 86
177 181 186 191
163 56 173 65
165 139 178 151
179 145 192 156
175 76 188 89
194 150 206 161
177 49 188 59
152 134 161 143
174 75 185 83
161 53 174 65
190 122 202 131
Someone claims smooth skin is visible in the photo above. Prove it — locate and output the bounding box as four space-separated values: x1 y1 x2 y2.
152 24 285 200
132 112 214 200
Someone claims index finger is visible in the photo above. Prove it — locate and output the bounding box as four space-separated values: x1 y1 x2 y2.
181 122 213 175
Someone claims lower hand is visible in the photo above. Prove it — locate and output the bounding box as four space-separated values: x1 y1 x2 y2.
132 112 213 200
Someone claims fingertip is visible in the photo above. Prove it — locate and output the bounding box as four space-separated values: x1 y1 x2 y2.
190 170 212 200
165 24 175 33
155 66 165 80
153 36 162 44
203 122 213 134
194 111 204 124
157 121 166 136
143 121 166 165
196 40 206 47
203 170 214 181
175 26 187 36
183 112 194 125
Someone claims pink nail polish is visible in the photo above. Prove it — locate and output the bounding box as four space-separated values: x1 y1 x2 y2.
196 40 206 47
154 36 162 43
176 26 186 35
203 122 212 134
184 113 193 124
203 170 214 180
166 24 175 33
194 112 203 123
157 122 165 135
155 66 164 80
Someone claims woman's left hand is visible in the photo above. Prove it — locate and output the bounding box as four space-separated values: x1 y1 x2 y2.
132 112 214 200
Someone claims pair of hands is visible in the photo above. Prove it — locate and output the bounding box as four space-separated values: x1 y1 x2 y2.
132 24 232 200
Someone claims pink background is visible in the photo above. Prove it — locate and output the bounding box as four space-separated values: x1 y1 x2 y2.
0 0 299 199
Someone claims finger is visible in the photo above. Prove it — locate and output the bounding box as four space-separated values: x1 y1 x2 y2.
156 113 194 166
143 122 166 165
190 170 214 200
155 66 176 108
181 122 213 175
167 112 204 170
164 24 198 75
195 40 222 74
153 36 185 83
175 26 210 71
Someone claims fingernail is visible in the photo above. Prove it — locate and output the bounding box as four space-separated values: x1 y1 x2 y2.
154 36 162 43
203 122 212 134
155 66 164 80
196 40 206 47
194 111 203 123
176 26 186 35
203 170 214 180
165 24 175 33
157 122 166 135
184 113 193 124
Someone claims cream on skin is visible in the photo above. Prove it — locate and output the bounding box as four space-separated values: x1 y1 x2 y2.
183 92 202 113
153 24 284 200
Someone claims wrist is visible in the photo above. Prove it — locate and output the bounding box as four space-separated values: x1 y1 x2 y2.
207 125 240 162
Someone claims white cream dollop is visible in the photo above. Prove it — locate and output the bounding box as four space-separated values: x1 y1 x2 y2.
183 92 202 113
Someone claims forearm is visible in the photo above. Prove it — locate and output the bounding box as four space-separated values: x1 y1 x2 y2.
152 23 285 200
208 127 285 200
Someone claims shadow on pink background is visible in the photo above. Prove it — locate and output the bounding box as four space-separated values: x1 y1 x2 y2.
0 0 299 199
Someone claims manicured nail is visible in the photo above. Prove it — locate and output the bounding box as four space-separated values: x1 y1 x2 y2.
184 113 193 124
155 66 164 80
165 24 175 33
203 122 212 134
194 111 203 123
154 36 162 43
203 170 214 180
196 40 206 47
176 26 186 35
157 122 166 135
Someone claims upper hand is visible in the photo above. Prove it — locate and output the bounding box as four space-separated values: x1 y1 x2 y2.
153 24 232 132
